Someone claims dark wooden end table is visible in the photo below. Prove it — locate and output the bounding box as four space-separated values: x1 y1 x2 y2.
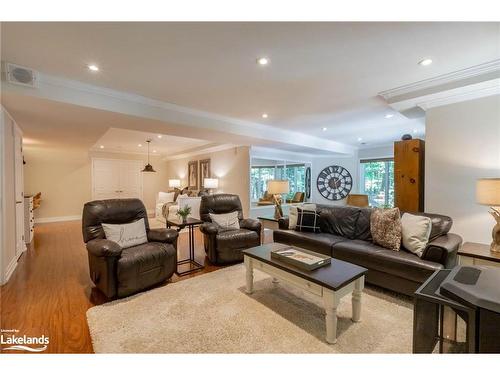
458 242 500 268
166 217 204 276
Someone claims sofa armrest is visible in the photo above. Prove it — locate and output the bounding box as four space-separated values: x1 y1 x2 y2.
240 218 261 233
147 228 179 244
421 233 462 268
278 217 290 230
200 222 219 235
86 239 122 258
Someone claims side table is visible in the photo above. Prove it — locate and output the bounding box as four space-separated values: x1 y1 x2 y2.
458 242 500 268
166 217 204 276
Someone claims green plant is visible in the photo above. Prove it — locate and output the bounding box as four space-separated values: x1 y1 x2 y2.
176 204 192 220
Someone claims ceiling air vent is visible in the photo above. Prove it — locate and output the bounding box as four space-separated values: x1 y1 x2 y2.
5 63 38 88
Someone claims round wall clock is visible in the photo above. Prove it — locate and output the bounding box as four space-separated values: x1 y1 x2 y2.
316 165 353 201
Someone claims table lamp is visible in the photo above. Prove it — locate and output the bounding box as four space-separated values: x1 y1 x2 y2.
169 179 181 189
267 179 289 219
476 178 500 252
204 178 219 193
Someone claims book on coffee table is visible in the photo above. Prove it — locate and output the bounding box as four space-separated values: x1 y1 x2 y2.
271 245 331 271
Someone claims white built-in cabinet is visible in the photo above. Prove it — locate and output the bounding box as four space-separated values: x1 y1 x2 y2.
92 158 143 200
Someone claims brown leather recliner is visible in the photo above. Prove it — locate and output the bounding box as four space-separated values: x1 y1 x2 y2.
199 194 261 264
82 198 179 299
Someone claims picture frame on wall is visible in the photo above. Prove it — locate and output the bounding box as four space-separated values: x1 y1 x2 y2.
188 160 198 190
199 159 211 188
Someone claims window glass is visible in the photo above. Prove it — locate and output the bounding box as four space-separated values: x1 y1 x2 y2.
360 159 394 208
250 163 306 202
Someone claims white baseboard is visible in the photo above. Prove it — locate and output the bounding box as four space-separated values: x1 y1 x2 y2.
1 257 18 285
35 215 81 224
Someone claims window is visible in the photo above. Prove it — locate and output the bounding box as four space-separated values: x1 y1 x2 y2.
250 163 307 202
359 158 394 208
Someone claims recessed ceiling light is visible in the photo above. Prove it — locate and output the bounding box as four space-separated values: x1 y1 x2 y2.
385 114 394 119
322 127 327 131
262 113 268 119
418 58 433 66
257 57 269 66
357 137 363 142
138 144 142 147
99 145 104 149
87 64 99 72
157 135 162 139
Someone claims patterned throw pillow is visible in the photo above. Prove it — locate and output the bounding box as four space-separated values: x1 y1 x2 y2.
295 208 321 233
370 207 402 251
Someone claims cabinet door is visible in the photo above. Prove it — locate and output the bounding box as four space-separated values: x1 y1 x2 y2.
93 159 121 200
119 160 143 199
394 139 424 212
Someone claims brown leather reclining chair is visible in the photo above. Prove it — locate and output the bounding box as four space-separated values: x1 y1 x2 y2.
199 194 261 264
82 198 178 299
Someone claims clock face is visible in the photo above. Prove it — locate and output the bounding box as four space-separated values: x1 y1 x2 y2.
317 165 353 201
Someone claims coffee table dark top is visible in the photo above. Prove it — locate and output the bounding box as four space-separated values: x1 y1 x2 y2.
166 217 204 229
243 243 367 291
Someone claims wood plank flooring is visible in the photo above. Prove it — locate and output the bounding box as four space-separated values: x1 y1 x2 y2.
0 220 272 353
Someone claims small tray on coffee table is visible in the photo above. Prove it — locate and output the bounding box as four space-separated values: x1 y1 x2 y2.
271 246 331 271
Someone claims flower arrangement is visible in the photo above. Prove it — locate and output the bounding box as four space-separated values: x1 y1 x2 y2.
176 204 192 222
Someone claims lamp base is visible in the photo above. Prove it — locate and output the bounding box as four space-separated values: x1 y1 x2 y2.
490 217 500 253
273 194 283 220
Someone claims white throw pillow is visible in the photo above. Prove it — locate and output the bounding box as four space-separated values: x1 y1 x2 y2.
176 193 189 202
401 213 432 257
158 191 175 204
289 203 316 230
102 218 148 249
209 211 240 230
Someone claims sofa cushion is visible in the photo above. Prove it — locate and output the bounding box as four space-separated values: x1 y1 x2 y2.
370 208 402 251
332 239 442 283
295 207 320 233
319 205 361 239
354 207 372 241
216 228 259 251
273 229 347 256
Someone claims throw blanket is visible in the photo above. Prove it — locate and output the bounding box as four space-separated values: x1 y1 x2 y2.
161 202 177 219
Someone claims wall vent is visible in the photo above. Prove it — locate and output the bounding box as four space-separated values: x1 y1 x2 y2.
5 62 38 88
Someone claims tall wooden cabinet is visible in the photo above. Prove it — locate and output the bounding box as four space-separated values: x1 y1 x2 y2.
394 139 425 212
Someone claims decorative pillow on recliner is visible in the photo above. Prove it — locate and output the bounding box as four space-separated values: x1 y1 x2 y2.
209 211 240 230
295 208 320 233
370 207 402 251
401 213 432 257
102 218 148 249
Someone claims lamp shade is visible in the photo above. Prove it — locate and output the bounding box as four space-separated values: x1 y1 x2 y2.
169 179 181 188
204 178 219 189
267 179 290 195
476 178 500 206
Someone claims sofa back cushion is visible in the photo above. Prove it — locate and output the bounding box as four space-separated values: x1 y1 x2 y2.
354 207 372 241
319 205 360 239
413 212 453 241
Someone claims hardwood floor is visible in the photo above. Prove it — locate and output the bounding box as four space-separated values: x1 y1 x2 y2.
0 220 272 353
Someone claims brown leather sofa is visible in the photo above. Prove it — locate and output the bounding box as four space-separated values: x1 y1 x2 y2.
199 194 261 264
274 205 462 296
82 198 179 299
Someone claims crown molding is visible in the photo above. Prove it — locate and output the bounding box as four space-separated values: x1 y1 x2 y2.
379 59 500 101
1 68 355 155
164 144 239 161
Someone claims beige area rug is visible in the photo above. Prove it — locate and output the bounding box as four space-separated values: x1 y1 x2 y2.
87 264 413 353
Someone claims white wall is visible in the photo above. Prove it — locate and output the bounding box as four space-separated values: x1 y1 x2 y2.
1 107 19 284
358 145 393 160
311 152 360 205
426 95 500 243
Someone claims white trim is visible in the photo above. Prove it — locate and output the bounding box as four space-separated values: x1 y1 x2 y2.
35 215 81 223
379 59 500 100
1 257 18 285
2 70 355 155
164 144 239 161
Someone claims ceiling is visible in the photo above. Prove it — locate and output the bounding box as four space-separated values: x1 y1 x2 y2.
1 22 499 149
91 128 211 156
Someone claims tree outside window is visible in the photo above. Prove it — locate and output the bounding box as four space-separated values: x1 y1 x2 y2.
360 159 394 208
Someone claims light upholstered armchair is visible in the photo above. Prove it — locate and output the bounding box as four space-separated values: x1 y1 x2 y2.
155 192 202 223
